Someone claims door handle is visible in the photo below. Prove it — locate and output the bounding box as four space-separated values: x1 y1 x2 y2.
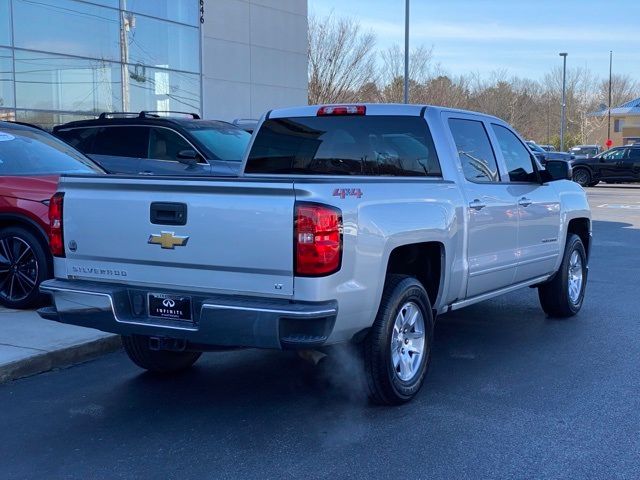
469 199 486 211
518 197 532 207
139 171 154 175
150 202 187 226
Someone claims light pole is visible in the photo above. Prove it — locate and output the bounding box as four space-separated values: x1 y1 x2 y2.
607 50 613 144
403 0 410 104
559 52 568 151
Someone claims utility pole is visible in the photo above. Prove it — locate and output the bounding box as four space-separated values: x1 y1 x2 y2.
547 92 551 145
607 50 613 143
120 0 133 111
559 52 568 151
403 0 409 104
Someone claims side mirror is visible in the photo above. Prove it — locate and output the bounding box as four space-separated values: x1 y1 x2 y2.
177 149 199 166
543 159 572 182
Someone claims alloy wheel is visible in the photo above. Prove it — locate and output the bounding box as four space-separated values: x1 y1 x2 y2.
390 301 426 382
0 237 39 302
573 170 590 187
568 250 583 305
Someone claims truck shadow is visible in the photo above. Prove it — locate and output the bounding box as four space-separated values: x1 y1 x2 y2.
101 219 636 425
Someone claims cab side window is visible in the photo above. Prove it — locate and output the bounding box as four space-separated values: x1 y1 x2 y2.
448 118 499 183
148 128 194 162
491 124 538 182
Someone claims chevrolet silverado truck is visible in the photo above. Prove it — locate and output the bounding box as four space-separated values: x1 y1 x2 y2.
38 104 591 405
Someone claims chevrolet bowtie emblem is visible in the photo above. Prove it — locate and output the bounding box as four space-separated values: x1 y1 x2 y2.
148 232 189 249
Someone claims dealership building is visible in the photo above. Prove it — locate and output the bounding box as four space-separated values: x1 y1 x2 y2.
0 0 308 129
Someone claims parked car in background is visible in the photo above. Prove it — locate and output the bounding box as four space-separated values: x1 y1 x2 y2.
571 145 640 187
569 145 601 159
53 112 251 177
40 104 591 405
0 121 101 309
232 118 259 134
539 144 556 152
526 141 574 164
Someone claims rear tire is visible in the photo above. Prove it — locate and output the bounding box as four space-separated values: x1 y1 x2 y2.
0 226 50 310
364 275 434 405
587 180 600 187
572 168 591 187
538 234 587 318
122 335 202 373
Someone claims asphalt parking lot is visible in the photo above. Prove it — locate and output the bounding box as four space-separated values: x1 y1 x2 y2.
1 185 639 480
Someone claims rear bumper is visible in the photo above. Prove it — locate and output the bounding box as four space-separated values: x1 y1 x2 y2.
39 279 337 350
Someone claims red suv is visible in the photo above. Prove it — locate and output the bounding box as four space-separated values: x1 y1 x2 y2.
0 122 102 309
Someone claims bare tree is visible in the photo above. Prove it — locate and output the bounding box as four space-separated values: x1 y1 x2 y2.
306 13 640 148
307 13 378 104
378 45 434 102
419 74 470 109
598 74 639 109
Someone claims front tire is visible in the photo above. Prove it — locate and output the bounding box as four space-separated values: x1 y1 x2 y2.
122 335 202 373
0 226 51 309
572 168 591 187
364 275 434 405
538 234 587 318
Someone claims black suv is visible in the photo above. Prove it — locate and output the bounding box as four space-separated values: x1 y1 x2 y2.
571 146 640 187
53 112 251 176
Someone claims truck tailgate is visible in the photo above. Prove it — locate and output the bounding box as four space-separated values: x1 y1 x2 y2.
59 176 295 297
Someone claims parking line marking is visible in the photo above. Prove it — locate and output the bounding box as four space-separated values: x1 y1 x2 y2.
597 204 640 209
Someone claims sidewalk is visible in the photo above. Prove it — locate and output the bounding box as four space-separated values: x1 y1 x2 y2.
0 307 121 383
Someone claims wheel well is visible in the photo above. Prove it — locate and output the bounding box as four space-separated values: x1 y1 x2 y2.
567 218 590 258
386 242 444 306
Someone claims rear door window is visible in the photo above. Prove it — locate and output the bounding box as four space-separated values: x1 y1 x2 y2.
246 116 441 176
92 126 149 158
448 118 499 183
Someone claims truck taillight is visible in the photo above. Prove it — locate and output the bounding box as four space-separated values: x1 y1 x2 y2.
295 203 342 277
317 105 366 116
48 192 65 257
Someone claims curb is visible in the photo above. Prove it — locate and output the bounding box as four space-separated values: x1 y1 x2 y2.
0 335 122 384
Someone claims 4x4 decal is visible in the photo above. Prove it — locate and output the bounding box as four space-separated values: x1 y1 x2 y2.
333 188 363 199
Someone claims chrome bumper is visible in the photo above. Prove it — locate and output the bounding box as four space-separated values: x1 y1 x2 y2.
39 279 337 350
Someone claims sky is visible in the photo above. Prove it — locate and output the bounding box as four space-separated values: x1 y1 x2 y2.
309 0 640 82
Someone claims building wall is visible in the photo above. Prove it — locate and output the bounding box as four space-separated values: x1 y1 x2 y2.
201 0 308 121
620 116 640 145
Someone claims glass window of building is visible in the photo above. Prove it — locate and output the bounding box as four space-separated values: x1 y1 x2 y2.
1 0 201 128
14 50 122 114
124 13 200 73
0 0 11 46
86 0 120 7
127 66 200 113
13 0 121 61
125 0 200 26
0 47 14 109
14 111 95 131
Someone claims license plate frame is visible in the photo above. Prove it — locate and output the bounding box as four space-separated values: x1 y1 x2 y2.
148 293 193 322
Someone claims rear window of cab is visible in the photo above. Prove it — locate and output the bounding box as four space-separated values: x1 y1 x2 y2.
245 116 441 177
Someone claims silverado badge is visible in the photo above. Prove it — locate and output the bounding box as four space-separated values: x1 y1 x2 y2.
148 232 189 249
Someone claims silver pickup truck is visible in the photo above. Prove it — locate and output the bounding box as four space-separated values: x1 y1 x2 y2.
39 104 591 405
